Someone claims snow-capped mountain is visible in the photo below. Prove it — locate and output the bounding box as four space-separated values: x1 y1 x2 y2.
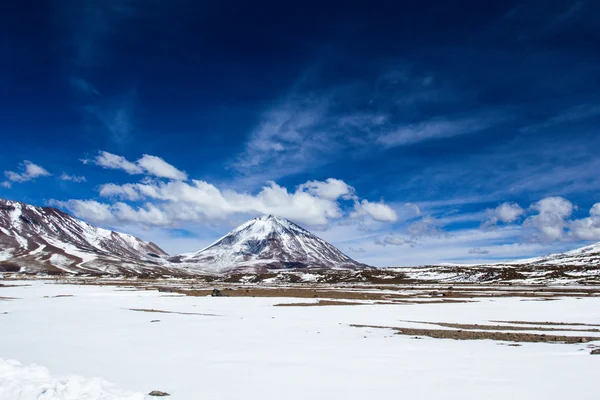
172 215 370 272
513 242 600 266
0 199 175 275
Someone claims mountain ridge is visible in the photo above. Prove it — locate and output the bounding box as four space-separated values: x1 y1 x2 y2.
1 197 600 278
0 198 176 275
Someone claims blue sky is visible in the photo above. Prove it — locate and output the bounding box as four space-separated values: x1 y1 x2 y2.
2 0 600 266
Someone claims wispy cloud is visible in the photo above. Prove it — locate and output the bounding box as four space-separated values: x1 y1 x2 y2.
58 0 145 66
468 247 490 255
521 104 600 133
375 116 495 148
59 173 87 183
3 161 51 187
232 66 496 182
84 151 187 180
85 101 135 147
69 77 100 96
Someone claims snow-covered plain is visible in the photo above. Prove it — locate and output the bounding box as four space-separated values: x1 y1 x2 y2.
0 359 144 400
1 280 599 399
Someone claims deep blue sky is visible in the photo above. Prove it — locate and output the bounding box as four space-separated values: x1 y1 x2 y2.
1 0 600 265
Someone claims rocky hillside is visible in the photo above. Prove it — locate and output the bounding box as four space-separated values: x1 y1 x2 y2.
0 199 179 276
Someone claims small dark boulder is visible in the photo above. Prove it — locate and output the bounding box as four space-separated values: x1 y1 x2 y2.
211 288 227 297
148 390 170 396
591 349 600 355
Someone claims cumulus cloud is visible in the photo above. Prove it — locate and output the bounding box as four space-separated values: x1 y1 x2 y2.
63 177 396 228
87 151 143 174
568 203 600 241
49 200 114 224
137 154 188 180
85 151 187 180
524 196 574 241
298 178 355 200
59 173 87 182
3 161 51 186
98 183 141 200
50 200 171 227
351 200 398 222
484 202 525 225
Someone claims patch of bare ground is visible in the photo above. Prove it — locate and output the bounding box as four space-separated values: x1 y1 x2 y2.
350 324 599 343
157 286 414 301
492 320 600 327
128 308 219 317
274 300 366 307
399 320 600 333
43 294 74 298
0 296 20 301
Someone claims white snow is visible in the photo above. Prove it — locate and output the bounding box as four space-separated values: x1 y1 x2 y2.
0 359 144 400
0 249 13 262
0 280 599 399
28 245 46 256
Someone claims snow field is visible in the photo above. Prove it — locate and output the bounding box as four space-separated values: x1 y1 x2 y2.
0 281 599 399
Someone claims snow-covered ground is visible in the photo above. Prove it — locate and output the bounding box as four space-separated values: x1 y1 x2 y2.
0 359 144 400
1 280 599 399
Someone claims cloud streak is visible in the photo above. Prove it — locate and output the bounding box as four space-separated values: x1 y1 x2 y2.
84 151 188 180
3 161 51 187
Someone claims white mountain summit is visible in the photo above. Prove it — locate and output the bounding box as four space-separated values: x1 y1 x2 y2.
171 215 370 273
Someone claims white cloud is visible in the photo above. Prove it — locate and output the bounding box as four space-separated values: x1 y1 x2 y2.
524 196 574 241
298 178 355 200
49 200 114 224
65 178 396 228
375 236 417 247
99 183 141 200
568 202 600 241
86 151 186 180
484 202 524 225
376 117 492 148
59 173 87 182
4 161 51 184
408 216 442 237
233 95 337 179
137 154 188 181
89 151 143 174
351 200 398 222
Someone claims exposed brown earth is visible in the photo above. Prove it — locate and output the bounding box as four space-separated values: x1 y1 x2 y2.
274 300 366 307
351 324 600 344
129 308 219 317
492 320 600 327
399 320 600 333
